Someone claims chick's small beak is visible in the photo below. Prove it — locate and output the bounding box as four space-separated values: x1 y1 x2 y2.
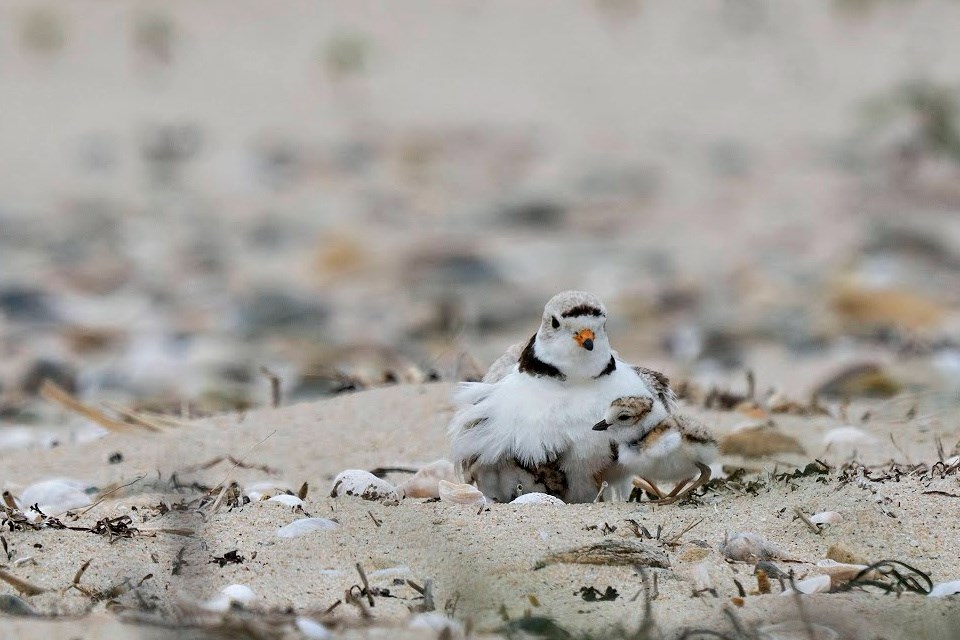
592 419 610 431
574 328 595 351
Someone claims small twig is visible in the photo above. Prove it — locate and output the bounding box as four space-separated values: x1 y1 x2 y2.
260 366 281 408
40 380 133 433
664 518 703 546
0 569 46 596
593 481 608 504
793 507 822 535
100 401 166 432
73 559 92 585
355 563 374 607
206 430 277 497
76 475 146 517
888 433 912 465
367 510 382 527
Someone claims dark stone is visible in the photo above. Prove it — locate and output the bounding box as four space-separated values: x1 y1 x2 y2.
108 452 123 464
20 359 78 395
237 291 329 338
500 199 566 228
0 287 57 322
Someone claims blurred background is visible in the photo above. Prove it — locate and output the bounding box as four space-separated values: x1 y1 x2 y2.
3 0 960 447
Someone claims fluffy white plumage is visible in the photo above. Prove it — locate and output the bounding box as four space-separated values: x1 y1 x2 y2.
448 290 673 503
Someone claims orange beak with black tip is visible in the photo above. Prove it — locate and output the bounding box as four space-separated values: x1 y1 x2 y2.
574 328 595 351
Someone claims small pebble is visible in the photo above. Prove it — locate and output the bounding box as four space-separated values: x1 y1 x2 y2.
0 594 38 616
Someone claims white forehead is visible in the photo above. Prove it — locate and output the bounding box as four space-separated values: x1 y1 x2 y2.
542 290 607 318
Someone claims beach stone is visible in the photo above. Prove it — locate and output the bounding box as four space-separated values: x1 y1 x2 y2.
0 594 37 616
0 287 57 323
19 359 78 396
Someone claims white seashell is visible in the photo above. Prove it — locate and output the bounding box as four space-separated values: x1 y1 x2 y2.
815 559 872 584
720 532 785 562
781 574 832 595
18 479 91 516
509 492 565 505
823 426 876 447
267 494 304 508
397 460 457 498
929 580 960 597
330 470 399 501
295 616 333 639
244 481 291 500
691 562 713 592
202 584 256 611
438 480 487 507
276 518 340 538
758 620 839 640
409 612 465 639
809 511 842 526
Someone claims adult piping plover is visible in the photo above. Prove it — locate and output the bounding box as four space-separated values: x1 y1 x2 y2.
593 397 718 504
449 291 673 503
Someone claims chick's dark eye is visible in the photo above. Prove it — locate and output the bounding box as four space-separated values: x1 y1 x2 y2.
551 316 560 329
617 413 630 421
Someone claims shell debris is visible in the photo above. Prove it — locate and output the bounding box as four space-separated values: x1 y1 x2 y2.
330 470 400 501
720 532 786 563
510 492 565 505
438 480 487 506
780 573 831 595
276 518 340 538
397 459 456 498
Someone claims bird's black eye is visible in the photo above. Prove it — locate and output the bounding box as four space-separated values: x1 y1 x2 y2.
617 413 631 421
551 316 560 329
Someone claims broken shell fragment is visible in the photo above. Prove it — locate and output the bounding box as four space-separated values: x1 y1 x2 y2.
330 470 399 501
396 459 456 499
720 532 785 563
781 574 831 595
266 494 304 509
202 584 256 611
815 559 873 586
809 511 842 526
17 479 92 516
276 518 340 538
438 480 487 507
409 612 465 639
509 492 565 505
295 617 333 639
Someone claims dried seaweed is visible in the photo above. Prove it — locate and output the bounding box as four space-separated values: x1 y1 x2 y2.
832 559 933 595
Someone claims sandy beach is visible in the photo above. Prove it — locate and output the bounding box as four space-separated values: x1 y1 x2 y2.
1 377 959 639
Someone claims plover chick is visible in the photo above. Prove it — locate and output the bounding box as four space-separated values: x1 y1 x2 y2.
449 291 674 503
593 397 718 504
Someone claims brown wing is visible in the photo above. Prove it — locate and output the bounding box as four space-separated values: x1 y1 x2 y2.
632 366 675 411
